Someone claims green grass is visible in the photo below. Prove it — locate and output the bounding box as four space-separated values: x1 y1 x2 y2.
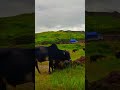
57 44 85 60
86 12 120 33
86 41 120 82
0 13 34 47
35 31 85 45
35 63 85 90
50 66 85 90
86 56 120 82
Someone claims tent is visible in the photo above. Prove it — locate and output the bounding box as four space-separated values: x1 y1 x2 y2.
70 39 78 43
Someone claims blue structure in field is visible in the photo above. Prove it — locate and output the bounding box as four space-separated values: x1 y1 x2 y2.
70 39 78 43
86 32 103 41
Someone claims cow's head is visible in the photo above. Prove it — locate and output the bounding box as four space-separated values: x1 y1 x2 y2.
63 50 71 61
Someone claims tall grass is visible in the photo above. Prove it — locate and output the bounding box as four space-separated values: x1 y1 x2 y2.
50 66 85 90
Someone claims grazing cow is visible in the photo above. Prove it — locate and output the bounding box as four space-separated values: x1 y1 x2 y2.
0 48 35 89
48 44 71 72
53 50 71 69
35 44 71 73
115 51 120 59
72 49 78 53
83 48 85 51
90 54 106 63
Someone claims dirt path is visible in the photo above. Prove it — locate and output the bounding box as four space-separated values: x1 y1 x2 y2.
35 61 52 90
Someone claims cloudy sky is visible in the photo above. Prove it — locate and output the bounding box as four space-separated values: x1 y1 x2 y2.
35 0 85 33
0 0 119 33
0 0 34 17
86 0 120 12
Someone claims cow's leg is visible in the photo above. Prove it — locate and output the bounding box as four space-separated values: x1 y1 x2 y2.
49 61 51 73
35 60 40 74
52 61 54 72
49 59 53 73
52 60 55 72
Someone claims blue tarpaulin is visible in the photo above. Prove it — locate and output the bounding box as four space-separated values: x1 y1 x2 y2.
86 32 98 39
86 32 103 40
70 39 78 43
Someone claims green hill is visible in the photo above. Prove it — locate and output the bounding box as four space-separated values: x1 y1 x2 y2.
35 31 85 45
86 12 120 33
0 13 34 47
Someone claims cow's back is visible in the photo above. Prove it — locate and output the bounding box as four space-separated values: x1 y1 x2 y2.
35 46 48 62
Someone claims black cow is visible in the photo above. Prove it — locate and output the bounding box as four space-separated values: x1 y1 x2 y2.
90 54 106 62
35 44 71 73
48 44 71 72
83 48 85 51
72 49 78 53
52 50 71 70
0 48 35 89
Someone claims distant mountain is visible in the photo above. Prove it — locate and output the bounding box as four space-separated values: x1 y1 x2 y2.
0 13 34 47
86 11 120 17
86 12 120 33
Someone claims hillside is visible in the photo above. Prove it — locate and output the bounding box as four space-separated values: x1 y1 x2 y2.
86 12 120 33
35 31 85 45
0 13 34 47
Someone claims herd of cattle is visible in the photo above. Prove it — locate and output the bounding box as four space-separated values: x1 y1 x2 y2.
0 44 72 89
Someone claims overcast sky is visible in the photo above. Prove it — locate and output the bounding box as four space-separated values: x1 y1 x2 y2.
0 0 119 33
0 0 34 17
86 0 120 12
35 0 85 33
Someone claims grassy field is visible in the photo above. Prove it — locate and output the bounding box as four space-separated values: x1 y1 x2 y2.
35 44 85 90
85 12 120 82
86 41 120 82
0 13 34 48
35 31 85 45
